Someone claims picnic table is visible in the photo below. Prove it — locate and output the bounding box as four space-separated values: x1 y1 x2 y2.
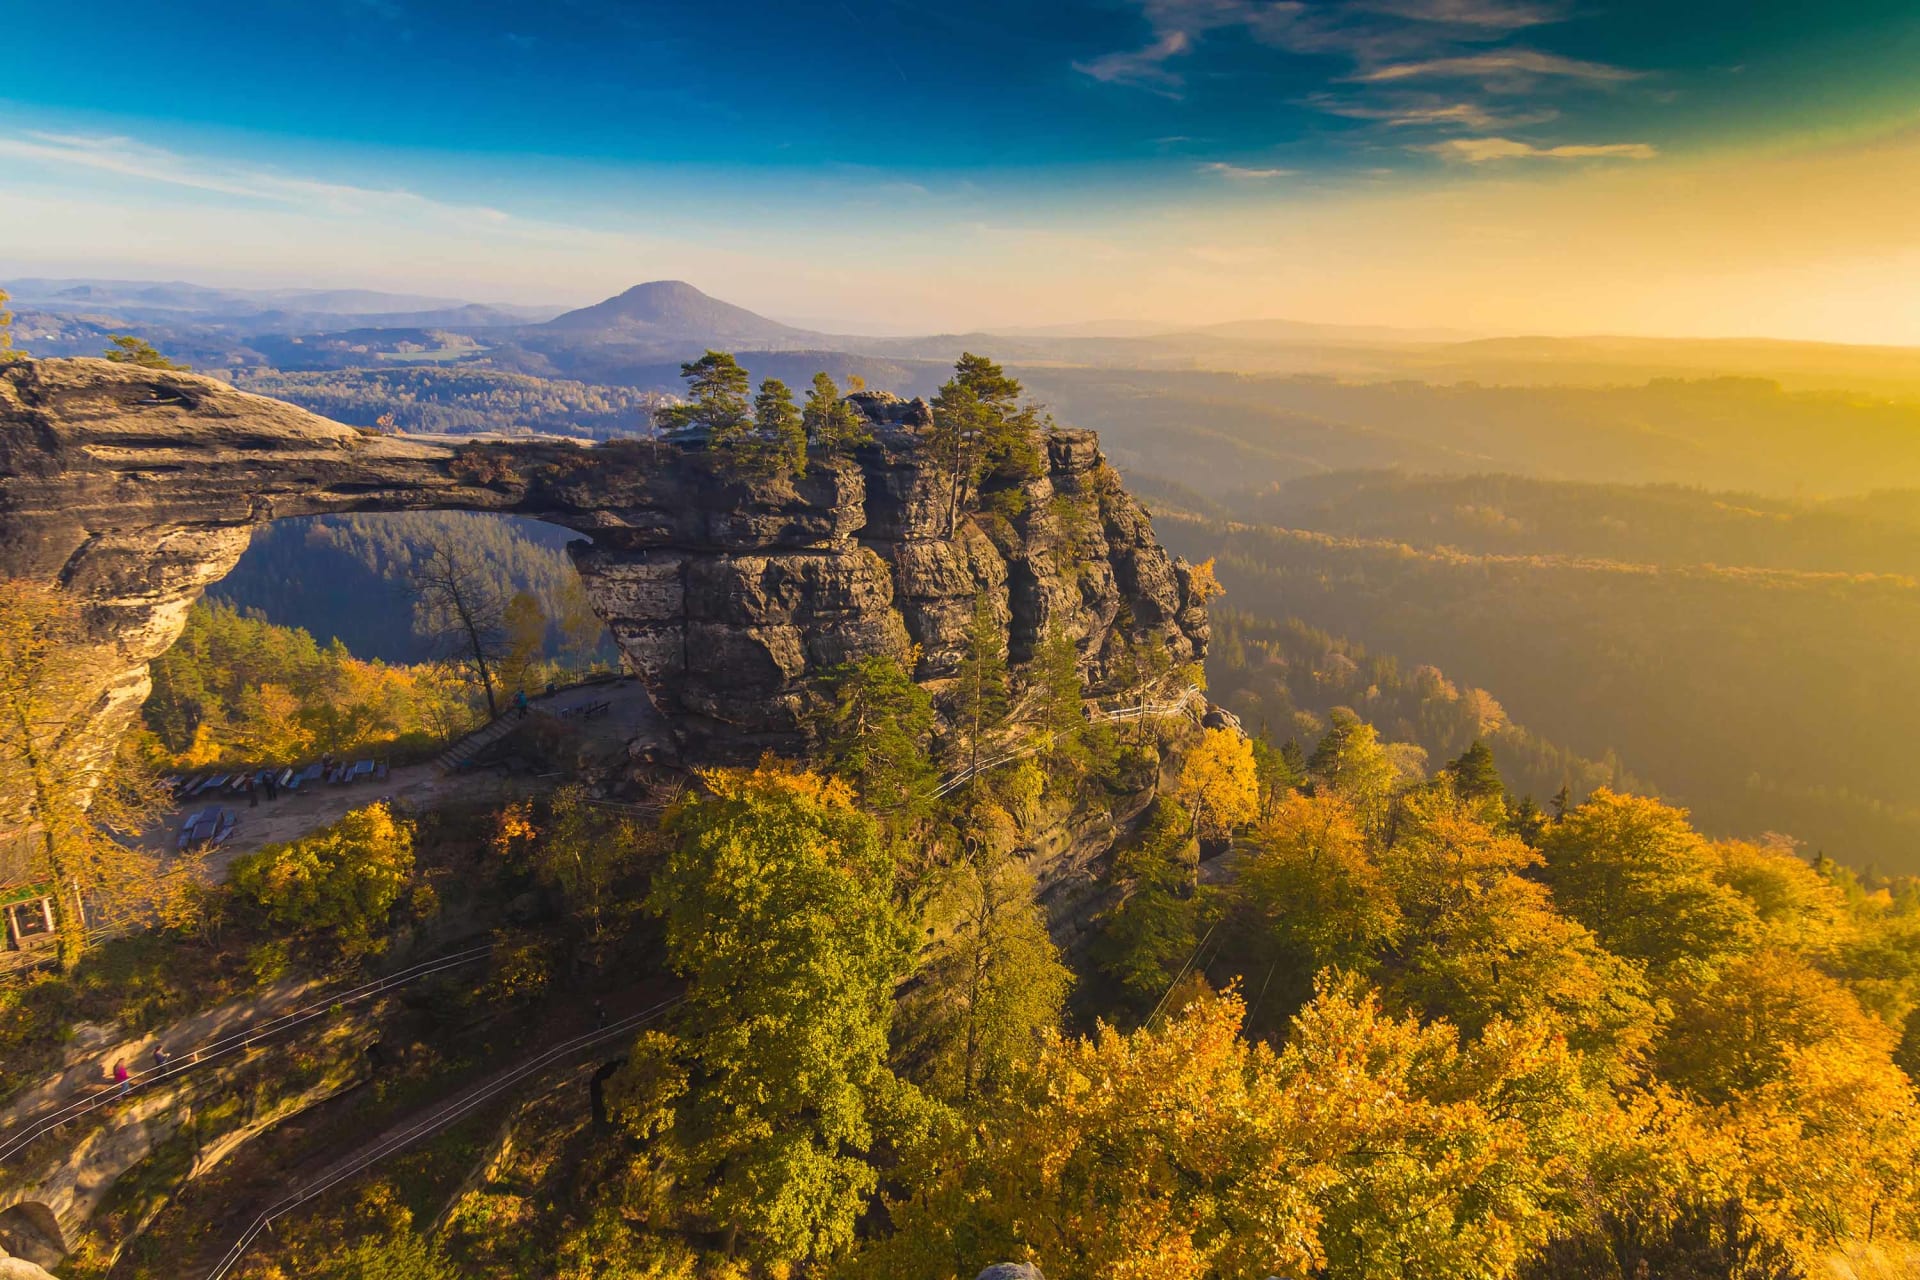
177 806 236 851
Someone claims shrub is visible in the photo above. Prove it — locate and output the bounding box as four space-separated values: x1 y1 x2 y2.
230 805 415 956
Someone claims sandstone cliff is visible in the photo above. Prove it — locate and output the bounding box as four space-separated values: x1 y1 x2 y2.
0 358 1208 767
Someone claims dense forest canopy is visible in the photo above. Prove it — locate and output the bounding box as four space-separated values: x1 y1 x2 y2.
214 512 609 665
1161 513 1920 873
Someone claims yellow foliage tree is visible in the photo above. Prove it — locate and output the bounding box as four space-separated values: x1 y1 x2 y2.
857 981 1594 1280
1171 726 1259 842
0 580 168 968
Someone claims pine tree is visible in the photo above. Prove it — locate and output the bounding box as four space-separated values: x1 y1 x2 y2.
802 371 871 453
953 591 1011 795
814 652 937 830
1034 622 1094 780
654 350 751 451
928 353 1044 532
104 334 186 369
752 377 807 477
1446 739 1505 805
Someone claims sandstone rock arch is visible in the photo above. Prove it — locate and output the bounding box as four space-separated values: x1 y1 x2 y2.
0 359 1209 771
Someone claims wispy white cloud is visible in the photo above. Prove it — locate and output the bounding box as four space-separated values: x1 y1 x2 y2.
1075 0 1573 94
1417 135 1658 162
1306 95 1558 129
1355 0 1565 29
1197 161 1298 179
1072 30 1192 94
1357 49 1640 87
0 130 514 223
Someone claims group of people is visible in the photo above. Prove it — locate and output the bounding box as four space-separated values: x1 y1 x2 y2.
107 1043 174 1096
243 767 282 807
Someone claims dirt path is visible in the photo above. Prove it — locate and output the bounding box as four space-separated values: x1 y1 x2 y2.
152 677 669 877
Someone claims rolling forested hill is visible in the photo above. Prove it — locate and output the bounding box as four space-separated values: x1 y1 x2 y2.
1160 506 1920 871
1021 369 1920 499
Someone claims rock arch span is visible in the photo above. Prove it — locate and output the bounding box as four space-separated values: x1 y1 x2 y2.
0 359 1208 772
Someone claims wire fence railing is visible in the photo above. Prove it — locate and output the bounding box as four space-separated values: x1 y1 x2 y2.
932 683 1205 799
0 944 493 1167
201 994 683 1280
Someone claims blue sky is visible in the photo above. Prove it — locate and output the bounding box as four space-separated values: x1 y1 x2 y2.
4 0 1919 338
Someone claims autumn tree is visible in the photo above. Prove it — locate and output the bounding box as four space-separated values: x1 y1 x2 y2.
499 590 547 694
0 582 167 968
897 849 1071 1102
1230 790 1401 1021
858 980 1594 1280
1654 947 1897 1103
230 803 414 957
1307 707 1399 834
645 763 917 1264
1171 726 1259 842
1381 788 1656 1062
103 334 186 369
0 287 16 359
1541 789 1759 979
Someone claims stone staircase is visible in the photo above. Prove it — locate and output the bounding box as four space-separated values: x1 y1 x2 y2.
430 715 524 775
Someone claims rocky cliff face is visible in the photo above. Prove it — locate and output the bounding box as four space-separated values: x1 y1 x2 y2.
0 359 1208 768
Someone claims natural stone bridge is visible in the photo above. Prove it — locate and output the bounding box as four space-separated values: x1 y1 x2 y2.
0 359 1209 769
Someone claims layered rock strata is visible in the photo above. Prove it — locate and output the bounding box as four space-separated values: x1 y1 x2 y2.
0 359 1208 766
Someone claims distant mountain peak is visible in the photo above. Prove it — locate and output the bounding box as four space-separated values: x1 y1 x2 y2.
543 280 810 343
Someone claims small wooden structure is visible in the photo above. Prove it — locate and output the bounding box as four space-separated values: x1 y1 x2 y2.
1 880 58 966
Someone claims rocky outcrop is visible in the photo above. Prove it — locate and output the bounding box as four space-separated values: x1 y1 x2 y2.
0 360 1207 767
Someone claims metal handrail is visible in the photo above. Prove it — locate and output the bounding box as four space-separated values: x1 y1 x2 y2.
203 995 683 1279
0 944 492 1166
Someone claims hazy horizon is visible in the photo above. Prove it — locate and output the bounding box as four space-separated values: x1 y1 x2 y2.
7 0 1920 344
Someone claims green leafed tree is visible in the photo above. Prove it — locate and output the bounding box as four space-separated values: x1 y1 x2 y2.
928 352 1045 532
1541 789 1759 979
1033 621 1104 783
646 763 916 1265
1093 797 1201 1008
1446 738 1506 806
753 376 807 478
1308 707 1398 836
898 848 1071 1102
952 591 1011 794
803 371 872 454
813 652 937 831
